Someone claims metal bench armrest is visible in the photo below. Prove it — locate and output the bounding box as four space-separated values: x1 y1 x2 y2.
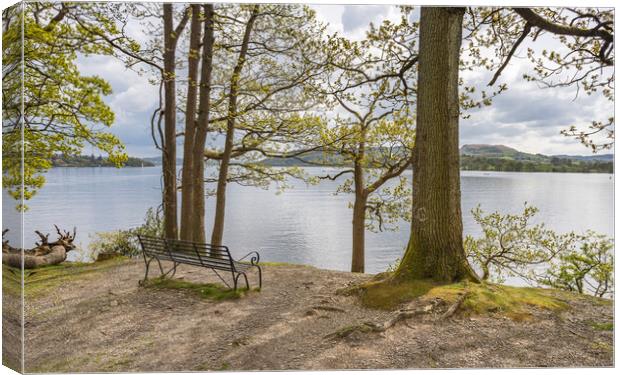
238 251 260 265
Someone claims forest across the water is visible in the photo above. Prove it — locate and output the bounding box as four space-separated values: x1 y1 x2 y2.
51 154 155 168
259 144 613 173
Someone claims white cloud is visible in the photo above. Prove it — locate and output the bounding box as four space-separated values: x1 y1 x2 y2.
77 5 614 157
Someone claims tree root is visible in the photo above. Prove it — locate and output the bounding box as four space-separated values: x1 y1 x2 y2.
325 290 471 340
439 292 469 320
325 307 429 340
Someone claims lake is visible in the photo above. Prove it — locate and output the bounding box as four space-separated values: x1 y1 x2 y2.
2 167 613 276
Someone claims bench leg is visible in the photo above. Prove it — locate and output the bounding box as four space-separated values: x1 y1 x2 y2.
234 272 249 291
254 265 262 289
233 272 249 291
156 258 165 275
166 262 178 278
140 257 154 286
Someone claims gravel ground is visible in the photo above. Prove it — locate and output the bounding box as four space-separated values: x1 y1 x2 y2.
4 258 613 372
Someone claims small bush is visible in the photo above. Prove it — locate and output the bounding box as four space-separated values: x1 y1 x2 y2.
90 208 163 258
465 203 573 282
538 231 614 298
466 203 614 298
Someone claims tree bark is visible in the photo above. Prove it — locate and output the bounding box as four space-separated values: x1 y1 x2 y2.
190 4 215 243
210 5 259 246
351 189 367 273
162 4 179 240
351 132 367 273
394 7 478 282
179 4 202 241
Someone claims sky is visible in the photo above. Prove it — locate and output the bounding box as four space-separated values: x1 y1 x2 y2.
78 4 615 158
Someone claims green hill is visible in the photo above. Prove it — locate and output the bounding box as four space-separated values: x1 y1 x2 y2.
51 154 154 168
259 145 613 173
460 144 547 162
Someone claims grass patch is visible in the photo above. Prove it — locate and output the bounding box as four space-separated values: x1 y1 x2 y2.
143 277 247 300
3 256 130 298
589 321 613 331
355 278 569 320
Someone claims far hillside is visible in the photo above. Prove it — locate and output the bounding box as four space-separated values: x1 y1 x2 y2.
259 144 613 173
51 154 154 168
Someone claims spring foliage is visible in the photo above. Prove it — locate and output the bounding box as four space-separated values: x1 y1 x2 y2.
2 3 126 208
90 208 163 258
465 203 613 297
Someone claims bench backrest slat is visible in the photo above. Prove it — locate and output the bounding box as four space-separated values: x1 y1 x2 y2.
137 235 236 271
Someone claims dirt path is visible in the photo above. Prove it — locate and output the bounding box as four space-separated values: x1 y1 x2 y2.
18 259 613 372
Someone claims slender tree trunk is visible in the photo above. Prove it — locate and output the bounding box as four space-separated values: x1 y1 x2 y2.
211 5 259 246
351 130 367 273
162 4 178 240
351 188 367 273
394 7 478 282
190 4 215 243
179 4 202 241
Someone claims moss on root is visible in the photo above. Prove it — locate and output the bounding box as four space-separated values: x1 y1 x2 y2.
143 277 250 300
353 276 571 320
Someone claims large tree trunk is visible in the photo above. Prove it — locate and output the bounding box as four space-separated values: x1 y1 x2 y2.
211 5 259 246
190 4 215 243
162 4 179 240
394 7 478 282
179 4 202 241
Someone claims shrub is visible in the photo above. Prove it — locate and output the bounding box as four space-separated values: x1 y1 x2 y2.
90 208 163 258
466 203 614 298
465 203 573 282
538 231 614 298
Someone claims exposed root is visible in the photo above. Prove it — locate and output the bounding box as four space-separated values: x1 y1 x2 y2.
439 291 469 320
325 304 434 340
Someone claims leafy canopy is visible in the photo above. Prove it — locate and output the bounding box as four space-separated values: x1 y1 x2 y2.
2 3 126 207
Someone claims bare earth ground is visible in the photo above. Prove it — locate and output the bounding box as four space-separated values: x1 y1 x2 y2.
5 259 614 372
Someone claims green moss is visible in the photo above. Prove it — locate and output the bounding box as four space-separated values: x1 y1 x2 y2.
357 278 569 320
143 277 246 300
358 279 439 309
589 321 613 331
3 257 130 298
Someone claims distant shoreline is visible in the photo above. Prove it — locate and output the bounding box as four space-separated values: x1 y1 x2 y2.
49 165 613 175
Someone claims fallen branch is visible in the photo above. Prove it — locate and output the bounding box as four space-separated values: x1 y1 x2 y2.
2 227 77 269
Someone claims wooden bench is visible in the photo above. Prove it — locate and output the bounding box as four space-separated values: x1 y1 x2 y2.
137 235 262 290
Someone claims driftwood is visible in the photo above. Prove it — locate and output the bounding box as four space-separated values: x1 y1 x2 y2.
2 226 77 269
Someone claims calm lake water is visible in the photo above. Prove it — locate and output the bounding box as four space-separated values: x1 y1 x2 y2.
2 167 614 275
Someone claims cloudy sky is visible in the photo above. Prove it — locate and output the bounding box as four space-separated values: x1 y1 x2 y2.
79 4 614 157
